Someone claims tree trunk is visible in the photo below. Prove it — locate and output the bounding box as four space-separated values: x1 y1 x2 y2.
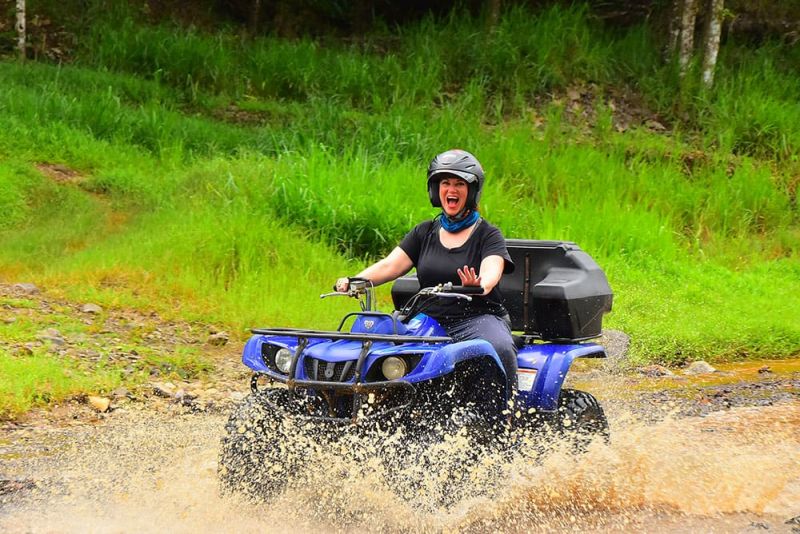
350 0 372 35
679 0 698 77
666 0 683 60
16 0 26 61
273 1 295 38
249 0 262 35
487 0 502 33
701 0 725 88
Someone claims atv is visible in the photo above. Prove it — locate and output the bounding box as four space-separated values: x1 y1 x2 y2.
219 240 613 501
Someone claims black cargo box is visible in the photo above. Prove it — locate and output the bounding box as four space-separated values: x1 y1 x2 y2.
390 240 613 342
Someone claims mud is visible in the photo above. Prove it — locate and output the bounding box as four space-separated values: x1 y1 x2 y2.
1 383 799 532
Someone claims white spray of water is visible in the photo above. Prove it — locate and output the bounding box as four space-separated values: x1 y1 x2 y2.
1 401 798 533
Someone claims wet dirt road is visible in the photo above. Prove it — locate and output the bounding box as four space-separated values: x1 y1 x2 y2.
1 363 799 533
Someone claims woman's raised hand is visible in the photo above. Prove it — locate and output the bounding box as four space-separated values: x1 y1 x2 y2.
457 265 482 288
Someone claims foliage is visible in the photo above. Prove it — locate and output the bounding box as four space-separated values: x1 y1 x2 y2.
0 5 798 377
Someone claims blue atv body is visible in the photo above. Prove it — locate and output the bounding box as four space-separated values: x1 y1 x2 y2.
241 315 605 416
219 240 613 499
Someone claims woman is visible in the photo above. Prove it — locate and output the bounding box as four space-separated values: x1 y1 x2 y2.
335 149 517 391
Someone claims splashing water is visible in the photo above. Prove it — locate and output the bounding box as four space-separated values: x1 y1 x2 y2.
1 400 798 533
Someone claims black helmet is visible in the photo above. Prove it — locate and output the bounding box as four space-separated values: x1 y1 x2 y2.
427 149 485 209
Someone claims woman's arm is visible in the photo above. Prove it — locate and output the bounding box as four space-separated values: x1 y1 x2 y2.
340 247 413 289
356 246 414 285
478 255 505 293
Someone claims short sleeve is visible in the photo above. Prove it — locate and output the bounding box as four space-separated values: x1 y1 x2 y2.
398 221 433 265
482 225 515 274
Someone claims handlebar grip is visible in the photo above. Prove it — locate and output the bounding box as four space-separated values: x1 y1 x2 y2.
334 276 370 292
444 286 484 295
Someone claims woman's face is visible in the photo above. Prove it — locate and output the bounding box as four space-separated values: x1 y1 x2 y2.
438 176 469 216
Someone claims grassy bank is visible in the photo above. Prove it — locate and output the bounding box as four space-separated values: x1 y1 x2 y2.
0 290 219 418
0 5 798 413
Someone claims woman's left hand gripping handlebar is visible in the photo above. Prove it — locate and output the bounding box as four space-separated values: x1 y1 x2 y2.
334 277 350 293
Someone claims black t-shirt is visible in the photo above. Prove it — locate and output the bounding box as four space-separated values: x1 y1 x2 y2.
399 218 514 323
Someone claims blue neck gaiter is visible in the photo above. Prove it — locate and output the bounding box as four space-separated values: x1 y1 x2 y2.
438 209 480 232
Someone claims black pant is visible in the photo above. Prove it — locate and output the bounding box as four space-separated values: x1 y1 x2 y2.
441 314 518 395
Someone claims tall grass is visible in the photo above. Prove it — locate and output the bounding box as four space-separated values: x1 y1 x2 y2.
77 4 630 107
705 44 800 162
72 4 800 166
38 199 359 332
0 5 798 363
3 60 794 260
1 58 796 265
9 6 800 165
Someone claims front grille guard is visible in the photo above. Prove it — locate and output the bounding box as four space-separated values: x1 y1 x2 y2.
250 327 449 424
304 357 357 382
251 372 416 424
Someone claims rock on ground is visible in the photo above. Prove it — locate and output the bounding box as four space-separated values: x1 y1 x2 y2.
81 303 103 314
638 364 676 378
13 283 40 294
87 396 111 413
207 332 230 346
152 382 178 398
684 360 717 375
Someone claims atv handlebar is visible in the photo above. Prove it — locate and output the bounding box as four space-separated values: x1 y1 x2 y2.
440 284 484 295
320 280 484 317
322 277 375 311
395 282 485 321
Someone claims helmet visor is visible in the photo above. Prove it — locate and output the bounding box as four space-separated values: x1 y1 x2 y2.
428 169 478 183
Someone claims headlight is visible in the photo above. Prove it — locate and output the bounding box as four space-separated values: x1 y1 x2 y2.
274 348 293 374
381 356 408 380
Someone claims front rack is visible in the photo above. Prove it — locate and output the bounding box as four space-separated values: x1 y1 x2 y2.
250 327 451 344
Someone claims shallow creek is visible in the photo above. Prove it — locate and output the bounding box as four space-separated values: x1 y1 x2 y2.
1 363 798 533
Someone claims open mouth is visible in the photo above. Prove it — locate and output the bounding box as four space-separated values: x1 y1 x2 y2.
446 196 460 208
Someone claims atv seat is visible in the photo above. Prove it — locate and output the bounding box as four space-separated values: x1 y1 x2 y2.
391 240 613 342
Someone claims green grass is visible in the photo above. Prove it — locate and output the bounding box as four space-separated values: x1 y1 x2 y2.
0 303 217 417
0 349 122 418
611 259 800 364
0 297 37 309
142 346 214 380
0 342 214 418
0 2 798 412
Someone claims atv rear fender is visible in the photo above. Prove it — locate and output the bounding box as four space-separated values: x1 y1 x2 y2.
516 343 606 412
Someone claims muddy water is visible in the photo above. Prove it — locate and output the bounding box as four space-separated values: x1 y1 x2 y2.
1 398 798 533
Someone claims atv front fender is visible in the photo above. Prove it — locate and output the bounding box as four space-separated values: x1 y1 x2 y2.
242 335 296 374
403 339 505 383
516 343 606 412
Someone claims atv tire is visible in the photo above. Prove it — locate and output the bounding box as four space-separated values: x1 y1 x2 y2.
218 392 302 501
556 389 609 450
